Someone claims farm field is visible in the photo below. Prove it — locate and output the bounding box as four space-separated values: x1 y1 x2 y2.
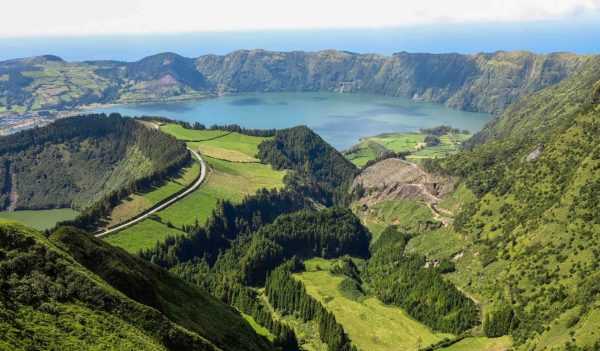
158 156 285 227
104 218 184 253
102 156 200 228
105 124 285 251
295 258 453 351
343 132 470 166
160 124 230 140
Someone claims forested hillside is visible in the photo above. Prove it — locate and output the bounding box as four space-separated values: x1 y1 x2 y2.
0 220 273 351
417 56 600 349
0 114 188 225
196 50 593 115
257 126 357 205
1 50 595 120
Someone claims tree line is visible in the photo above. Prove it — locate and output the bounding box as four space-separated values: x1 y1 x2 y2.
0 114 189 218
363 226 479 334
257 126 357 206
265 259 358 351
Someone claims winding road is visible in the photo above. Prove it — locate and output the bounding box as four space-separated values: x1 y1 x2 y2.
95 147 206 238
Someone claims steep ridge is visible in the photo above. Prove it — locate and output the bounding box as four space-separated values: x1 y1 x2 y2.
1 50 595 118
196 50 594 114
0 220 273 351
419 56 600 350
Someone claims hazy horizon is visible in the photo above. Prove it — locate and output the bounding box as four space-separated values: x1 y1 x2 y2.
2 19 600 62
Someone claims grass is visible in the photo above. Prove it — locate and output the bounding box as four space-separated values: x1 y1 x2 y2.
195 133 269 162
241 313 275 342
343 132 469 167
295 258 453 351
160 124 229 140
0 208 79 230
104 219 184 254
257 289 327 351
105 127 285 251
350 199 434 242
157 156 286 228
104 156 200 228
440 336 512 351
0 302 166 351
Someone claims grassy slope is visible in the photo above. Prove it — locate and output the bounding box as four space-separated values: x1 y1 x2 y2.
0 220 212 350
296 258 452 351
390 59 600 349
106 125 285 252
440 336 511 351
104 155 200 228
51 225 274 351
350 199 435 242
105 219 185 254
343 132 469 167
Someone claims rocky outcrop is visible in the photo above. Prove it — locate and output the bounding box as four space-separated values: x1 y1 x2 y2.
352 158 456 206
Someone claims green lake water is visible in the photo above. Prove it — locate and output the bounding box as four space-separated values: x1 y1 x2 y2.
0 209 79 230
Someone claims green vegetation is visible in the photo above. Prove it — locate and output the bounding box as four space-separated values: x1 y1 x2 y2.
438 336 511 351
196 132 268 162
105 123 286 253
343 129 470 167
0 114 189 232
242 313 275 342
105 219 185 254
364 227 479 334
0 219 273 351
0 208 79 230
266 260 357 351
1 51 593 121
296 258 453 351
160 123 230 141
417 58 600 349
258 126 357 205
350 199 435 241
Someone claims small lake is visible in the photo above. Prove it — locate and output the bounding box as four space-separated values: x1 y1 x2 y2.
0 209 79 230
92 92 493 149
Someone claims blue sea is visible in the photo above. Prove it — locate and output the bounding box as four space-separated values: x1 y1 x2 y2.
2 19 600 62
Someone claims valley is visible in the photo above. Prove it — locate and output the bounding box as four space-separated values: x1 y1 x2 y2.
0 49 599 351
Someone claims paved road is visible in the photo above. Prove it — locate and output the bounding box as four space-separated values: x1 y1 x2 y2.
95 147 206 238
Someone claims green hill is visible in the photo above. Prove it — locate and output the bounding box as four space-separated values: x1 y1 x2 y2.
0 219 273 351
412 57 600 349
0 114 188 211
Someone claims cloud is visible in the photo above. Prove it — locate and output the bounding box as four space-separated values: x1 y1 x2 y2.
2 0 599 37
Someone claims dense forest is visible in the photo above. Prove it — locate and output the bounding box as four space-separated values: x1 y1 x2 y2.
257 126 357 206
0 114 188 211
170 208 369 350
266 259 357 351
363 226 479 334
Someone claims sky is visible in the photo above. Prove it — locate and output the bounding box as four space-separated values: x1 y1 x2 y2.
3 0 600 37
1 0 599 61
